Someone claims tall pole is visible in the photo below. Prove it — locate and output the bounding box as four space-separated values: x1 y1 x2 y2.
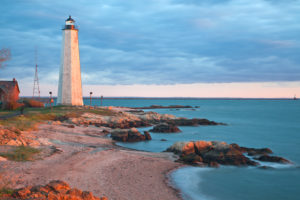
49 91 52 110
90 92 93 107
101 95 103 106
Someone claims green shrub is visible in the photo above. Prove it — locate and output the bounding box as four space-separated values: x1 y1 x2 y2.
0 146 40 162
0 187 14 197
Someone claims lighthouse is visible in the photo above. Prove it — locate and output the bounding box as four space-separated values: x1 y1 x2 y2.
57 15 83 106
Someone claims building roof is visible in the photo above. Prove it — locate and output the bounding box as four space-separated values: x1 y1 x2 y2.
0 79 20 93
65 15 75 22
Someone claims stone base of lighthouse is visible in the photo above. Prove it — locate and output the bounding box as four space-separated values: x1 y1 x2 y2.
57 28 83 106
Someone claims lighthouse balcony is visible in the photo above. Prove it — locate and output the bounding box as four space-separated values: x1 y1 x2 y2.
62 25 78 30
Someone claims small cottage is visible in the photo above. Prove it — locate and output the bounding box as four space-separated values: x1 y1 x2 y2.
0 78 20 110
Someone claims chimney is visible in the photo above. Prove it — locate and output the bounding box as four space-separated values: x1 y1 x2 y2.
13 78 16 82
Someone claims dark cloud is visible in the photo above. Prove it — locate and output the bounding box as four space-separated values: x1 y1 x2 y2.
0 0 300 86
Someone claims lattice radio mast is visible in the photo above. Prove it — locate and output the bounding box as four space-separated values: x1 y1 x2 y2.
33 47 40 98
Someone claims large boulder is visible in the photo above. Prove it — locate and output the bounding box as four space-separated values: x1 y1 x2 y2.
144 131 152 140
1 180 107 200
194 141 213 154
166 141 191 155
240 147 273 156
166 118 224 126
110 128 152 142
166 140 290 167
254 155 291 164
149 123 181 133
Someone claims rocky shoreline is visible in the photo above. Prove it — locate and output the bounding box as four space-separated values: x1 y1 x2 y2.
131 105 197 109
0 106 292 199
0 107 186 200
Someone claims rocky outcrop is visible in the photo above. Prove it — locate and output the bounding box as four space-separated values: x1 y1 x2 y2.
0 125 39 146
239 147 273 156
166 141 290 167
144 131 152 140
65 109 224 131
254 155 290 163
166 118 224 126
0 180 107 200
110 128 152 142
68 112 152 129
133 105 194 109
149 123 181 133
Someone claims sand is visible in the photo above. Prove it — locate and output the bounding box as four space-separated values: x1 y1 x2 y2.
0 124 183 200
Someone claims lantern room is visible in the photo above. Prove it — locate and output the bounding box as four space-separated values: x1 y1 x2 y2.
64 15 77 30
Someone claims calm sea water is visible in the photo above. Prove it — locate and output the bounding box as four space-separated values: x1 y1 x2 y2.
83 99 300 200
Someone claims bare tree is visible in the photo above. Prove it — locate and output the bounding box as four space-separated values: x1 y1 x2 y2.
0 48 11 68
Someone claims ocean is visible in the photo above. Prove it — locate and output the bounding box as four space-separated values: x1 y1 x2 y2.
83 98 300 200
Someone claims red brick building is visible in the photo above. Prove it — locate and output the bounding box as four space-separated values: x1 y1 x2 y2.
0 78 20 110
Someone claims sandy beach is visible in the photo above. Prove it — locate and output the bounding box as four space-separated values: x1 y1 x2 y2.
0 123 183 200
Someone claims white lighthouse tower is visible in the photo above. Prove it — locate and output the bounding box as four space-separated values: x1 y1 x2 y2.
57 15 83 106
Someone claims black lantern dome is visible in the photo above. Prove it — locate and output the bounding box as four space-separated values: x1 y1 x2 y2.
66 15 75 22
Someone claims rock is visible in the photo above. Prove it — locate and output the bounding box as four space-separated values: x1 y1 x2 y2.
54 115 70 122
52 121 62 125
67 124 75 128
102 120 150 129
102 129 110 134
181 142 195 155
166 141 190 154
68 109 224 132
23 99 44 108
15 187 31 198
160 139 167 141
166 140 289 167
194 141 213 154
67 188 83 196
240 147 273 156
47 180 71 191
133 105 193 109
179 153 203 165
149 123 181 133
166 118 224 126
208 161 220 168
111 128 152 142
254 155 291 164
259 166 274 170
3 180 105 200
144 131 152 140
0 126 38 146
0 156 7 161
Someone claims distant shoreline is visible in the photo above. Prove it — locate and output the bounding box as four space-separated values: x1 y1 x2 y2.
20 97 297 100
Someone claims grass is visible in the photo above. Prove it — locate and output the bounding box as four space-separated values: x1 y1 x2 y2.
0 187 14 197
0 106 117 131
0 146 41 162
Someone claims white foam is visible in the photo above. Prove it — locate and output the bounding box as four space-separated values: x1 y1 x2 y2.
171 167 216 200
258 161 294 169
244 154 294 169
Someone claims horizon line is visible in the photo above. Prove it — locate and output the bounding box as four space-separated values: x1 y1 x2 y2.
20 96 298 100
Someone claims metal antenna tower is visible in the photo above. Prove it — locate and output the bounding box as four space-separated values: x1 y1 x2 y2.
33 47 40 98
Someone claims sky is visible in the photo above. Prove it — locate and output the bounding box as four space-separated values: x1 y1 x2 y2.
0 0 300 97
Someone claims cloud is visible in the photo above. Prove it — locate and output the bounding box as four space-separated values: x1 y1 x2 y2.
259 39 298 48
0 0 300 89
